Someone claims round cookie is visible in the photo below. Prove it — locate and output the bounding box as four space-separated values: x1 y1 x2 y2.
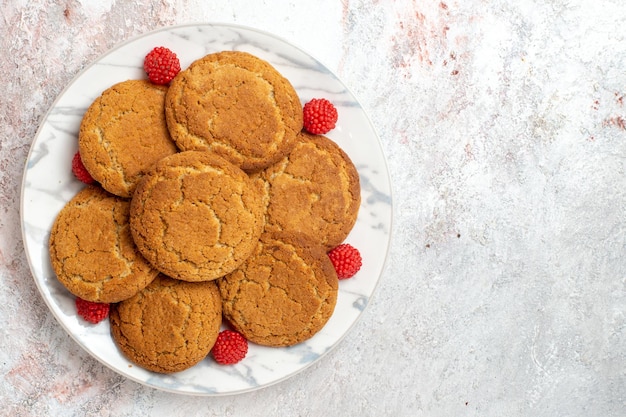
79 79 178 198
218 231 339 347
49 185 159 303
130 150 265 282
255 132 361 250
109 274 222 374
165 51 303 172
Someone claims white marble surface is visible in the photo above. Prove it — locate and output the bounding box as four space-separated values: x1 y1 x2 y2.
2 0 625 416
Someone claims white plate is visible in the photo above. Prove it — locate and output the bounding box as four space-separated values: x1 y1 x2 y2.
20 23 392 396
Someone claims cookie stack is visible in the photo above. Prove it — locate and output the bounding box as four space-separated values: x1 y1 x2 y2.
49 50 360 373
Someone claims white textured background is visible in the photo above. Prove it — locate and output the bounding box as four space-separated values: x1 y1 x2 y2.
1 0 625 416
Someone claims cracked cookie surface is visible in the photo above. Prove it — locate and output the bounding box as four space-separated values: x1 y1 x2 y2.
109 274 222 374
165 51 303 172
218 231 338 347
129 150 265 282
78 79 178 198
48 185 159 303
255 132 361 250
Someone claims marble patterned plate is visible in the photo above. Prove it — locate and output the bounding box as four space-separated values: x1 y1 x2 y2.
20 23 392 395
